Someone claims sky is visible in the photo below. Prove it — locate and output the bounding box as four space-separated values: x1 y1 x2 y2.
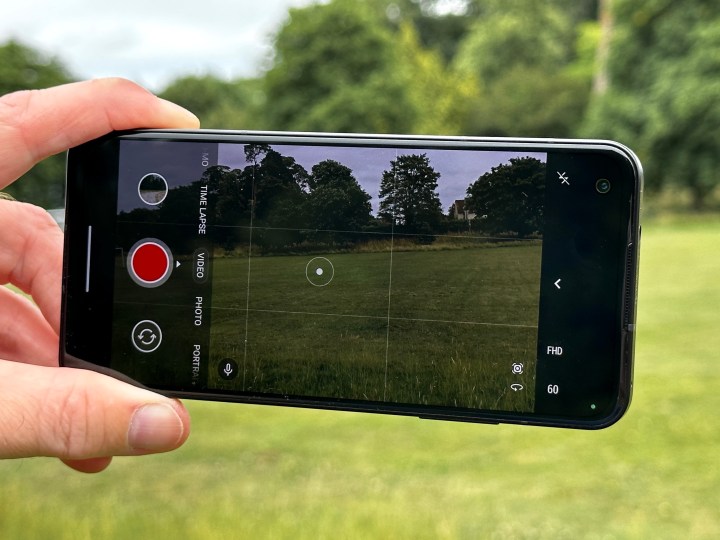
1 0 319 91
219 142 546 213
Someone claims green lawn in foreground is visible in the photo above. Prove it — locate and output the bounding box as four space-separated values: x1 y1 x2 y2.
1 216 719 539
209 243 539 410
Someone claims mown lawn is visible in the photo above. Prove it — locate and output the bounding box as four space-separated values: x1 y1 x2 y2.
0 216 718 539
209 242 540 410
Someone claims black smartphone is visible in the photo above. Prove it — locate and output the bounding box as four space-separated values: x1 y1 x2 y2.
61 130 642 429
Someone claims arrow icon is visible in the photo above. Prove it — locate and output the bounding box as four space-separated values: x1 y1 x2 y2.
554 279 562 289
138 328 157 345
131 320 162 353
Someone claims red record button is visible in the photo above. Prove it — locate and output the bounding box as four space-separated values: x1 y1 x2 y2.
127 239 174 288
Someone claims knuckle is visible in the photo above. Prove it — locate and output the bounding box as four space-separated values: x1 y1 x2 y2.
8 202 62 284
0 89 33 123
46 371 109 459
91 77 148 98
0 90 38 163
51 378 93 457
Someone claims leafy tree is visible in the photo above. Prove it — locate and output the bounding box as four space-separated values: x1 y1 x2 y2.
1 40 74 207
393 22 476 134
264 0 411 132
363 0 476 63
241 147 309 238
0 40 72 95
240 143 272 220
454 2 576 83
406 8 475 63
203 165 247 250
460 65 591 137
582 0 720 208
465 157 545 237
306 160 372 238
453 1 593 137
378 153 443 234
159 75 264 129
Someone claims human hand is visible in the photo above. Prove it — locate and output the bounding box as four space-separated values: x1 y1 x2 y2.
0 78 199 473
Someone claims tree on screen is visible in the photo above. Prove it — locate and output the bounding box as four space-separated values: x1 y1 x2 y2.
306 160 372 240
240 146 308 224
237 146 310 249
465 157 545 238
378 153 443 235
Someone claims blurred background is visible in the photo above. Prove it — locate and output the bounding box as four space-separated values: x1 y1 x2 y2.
1 0 719 538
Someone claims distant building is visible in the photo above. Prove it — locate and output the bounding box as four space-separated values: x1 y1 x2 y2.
450 199 476 221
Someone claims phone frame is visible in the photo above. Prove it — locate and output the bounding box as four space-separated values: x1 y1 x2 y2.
61 130 642 429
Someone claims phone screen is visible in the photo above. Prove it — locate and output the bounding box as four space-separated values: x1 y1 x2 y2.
64 132 639 426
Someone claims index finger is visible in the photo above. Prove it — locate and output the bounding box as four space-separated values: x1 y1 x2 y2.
0 78 200 188
0 78 199 330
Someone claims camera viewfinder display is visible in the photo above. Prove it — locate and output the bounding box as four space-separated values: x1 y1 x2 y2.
207 143 546 412
111 139 552 415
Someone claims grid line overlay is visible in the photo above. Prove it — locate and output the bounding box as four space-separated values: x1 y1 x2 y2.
240 159 257 390
382 149 398 400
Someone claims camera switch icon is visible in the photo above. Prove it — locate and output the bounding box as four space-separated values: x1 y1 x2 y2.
131 320 162 353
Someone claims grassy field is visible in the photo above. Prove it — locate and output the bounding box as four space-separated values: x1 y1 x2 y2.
209 242 540 410
1 216 719 539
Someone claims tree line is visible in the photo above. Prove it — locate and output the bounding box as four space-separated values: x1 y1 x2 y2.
118 145 545 253
2 0 718 210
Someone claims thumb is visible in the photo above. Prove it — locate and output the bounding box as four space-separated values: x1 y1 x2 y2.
0 360 190 464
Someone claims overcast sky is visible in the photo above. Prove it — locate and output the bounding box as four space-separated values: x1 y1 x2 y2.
219 143 546 213
1 0 319 91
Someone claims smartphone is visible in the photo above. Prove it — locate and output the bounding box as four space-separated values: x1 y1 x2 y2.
61 130 642 429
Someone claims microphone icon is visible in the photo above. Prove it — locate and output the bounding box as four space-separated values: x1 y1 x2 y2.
218 358 238 380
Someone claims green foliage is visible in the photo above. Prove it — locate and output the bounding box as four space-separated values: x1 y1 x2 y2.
466 156 545 237
1 39 74 207
264 0 407 132
0 39 72 95
454 1 575 83
393 22 476 134
454 1 594 137
367 0 476 63
461 65 591 137
583 0 720 208
378 153 443 233
159 75 265 129
263 0 471 135
408 10 474 63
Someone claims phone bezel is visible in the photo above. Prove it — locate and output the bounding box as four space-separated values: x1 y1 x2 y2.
61 130 642 429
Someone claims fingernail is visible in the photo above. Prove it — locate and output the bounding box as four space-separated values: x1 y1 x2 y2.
157 98 201 127
128 403 184 451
